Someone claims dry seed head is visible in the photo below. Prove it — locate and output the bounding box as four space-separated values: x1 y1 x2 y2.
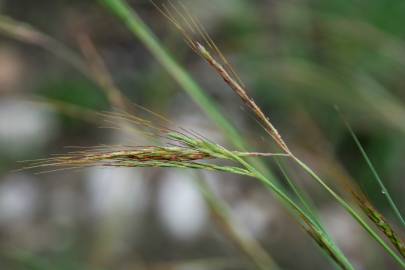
21 118 286 174
154 2 291 154
21 144 259 177
24 146 211 169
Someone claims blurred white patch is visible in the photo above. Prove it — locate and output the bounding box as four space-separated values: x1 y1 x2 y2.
0 173 39 224
158 171 208 241
322 205 366 267
85 167 148 218
85 167 150 257
0 99 58 156
230 191 280 239
232 200 269 238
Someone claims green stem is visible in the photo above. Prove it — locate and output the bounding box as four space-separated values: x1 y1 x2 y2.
276 158 324 231
344 117 405 228
230 154 355 270
291 155 405 268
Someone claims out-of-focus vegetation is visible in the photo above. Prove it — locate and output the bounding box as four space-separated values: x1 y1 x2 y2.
0 0 404 269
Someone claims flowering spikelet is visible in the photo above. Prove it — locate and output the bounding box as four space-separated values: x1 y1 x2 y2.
21 111 285 175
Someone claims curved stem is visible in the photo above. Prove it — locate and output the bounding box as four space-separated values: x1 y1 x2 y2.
229 152 355 270
291 155 405 268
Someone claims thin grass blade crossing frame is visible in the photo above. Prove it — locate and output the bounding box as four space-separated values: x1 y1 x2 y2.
339 110 405 228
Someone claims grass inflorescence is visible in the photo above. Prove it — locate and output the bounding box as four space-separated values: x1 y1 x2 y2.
5 0 405 269
22 117 286 178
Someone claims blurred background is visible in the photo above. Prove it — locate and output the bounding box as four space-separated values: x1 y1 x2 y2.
0 0 404 269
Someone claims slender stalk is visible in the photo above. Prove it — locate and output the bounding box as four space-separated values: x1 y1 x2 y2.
0 15 89 78
343 116 405 228
291 107 405 258
276 159 324 231
292 155 405 267
228 153 355 270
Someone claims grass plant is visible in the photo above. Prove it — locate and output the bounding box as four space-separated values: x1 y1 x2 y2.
2 0 404 269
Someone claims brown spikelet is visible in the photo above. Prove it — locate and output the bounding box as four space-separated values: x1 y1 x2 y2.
23 146 211 170
153 1 290 154
352 191 405 257
19 113 286 175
